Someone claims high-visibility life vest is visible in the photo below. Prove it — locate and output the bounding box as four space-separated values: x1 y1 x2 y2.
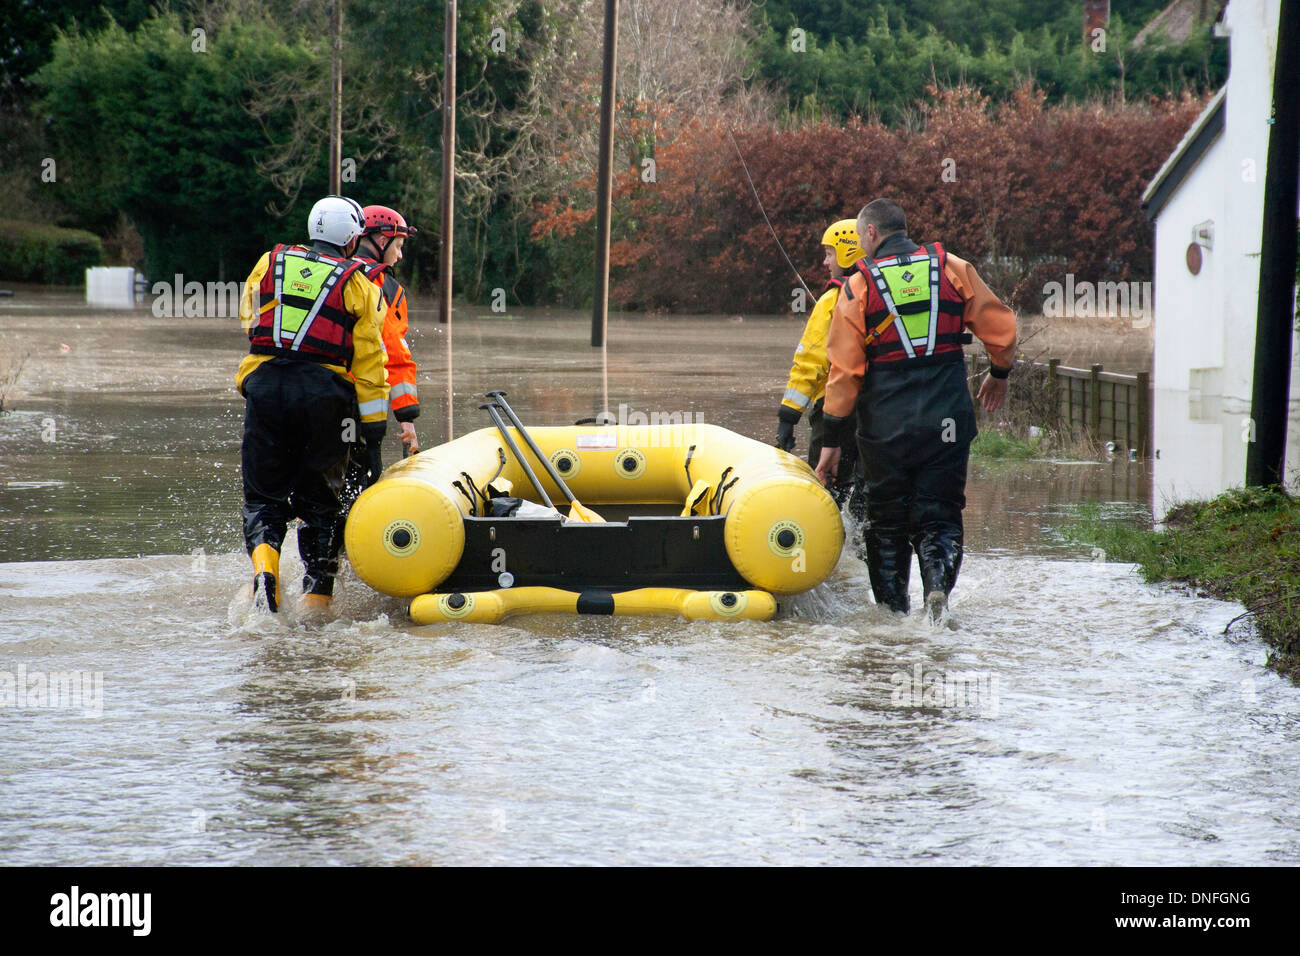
855 241 970 364
250 243 369 368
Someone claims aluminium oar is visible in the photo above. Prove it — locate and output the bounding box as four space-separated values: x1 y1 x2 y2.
479 402 558 513
486 390 604 523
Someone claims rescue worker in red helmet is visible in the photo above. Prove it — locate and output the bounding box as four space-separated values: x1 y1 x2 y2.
237 195 389 614
776 218 864 514
816 198 1016 624
336 204 420 521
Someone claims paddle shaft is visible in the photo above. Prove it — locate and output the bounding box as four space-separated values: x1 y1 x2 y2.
479 402 555 509
485 391 582 506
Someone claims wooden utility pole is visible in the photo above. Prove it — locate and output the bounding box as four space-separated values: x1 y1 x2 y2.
440 0 457 440
590 0 619 347
1246 0 1300 487
439 0 457 328
329 1 343 194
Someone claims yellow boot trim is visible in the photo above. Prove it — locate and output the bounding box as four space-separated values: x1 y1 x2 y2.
251 543 281 609
302 593 331 610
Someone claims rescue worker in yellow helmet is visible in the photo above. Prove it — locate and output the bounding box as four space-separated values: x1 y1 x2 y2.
237 195 389 614
776 219 864 510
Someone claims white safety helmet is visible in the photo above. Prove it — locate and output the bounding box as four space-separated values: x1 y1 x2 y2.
307 195 366 247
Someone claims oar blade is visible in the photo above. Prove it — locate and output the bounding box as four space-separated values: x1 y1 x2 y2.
567 500 605 524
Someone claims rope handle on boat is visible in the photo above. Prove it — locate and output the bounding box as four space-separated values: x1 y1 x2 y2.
451 479 477 516
710 467 734 515
461 471 490 511
451 450 508 518
714 475 741 514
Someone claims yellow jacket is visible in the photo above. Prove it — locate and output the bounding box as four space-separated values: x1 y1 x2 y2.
236 250 390 425
780 285 841 418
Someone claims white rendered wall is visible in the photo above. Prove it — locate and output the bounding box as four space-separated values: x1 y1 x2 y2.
1151 0 1298 515
1151 137 1225 392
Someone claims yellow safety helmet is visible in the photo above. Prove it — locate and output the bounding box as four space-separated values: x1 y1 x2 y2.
820 219 862 269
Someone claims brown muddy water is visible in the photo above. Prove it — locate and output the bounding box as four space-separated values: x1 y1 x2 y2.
0 290 1297 865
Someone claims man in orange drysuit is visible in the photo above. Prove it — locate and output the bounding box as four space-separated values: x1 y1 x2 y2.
815 198 1017 623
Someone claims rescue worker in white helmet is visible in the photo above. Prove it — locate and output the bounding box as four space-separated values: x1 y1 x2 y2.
816 198 1017 624
776 219 864 513
237 195 389 614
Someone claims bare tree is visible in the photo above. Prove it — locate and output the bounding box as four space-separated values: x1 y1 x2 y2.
495 0 771 213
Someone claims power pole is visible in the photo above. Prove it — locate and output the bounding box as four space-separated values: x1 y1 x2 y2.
590 0 619 348
440 0 457 441
1246 0 1300 487
439 0 456 328
329 1 343 194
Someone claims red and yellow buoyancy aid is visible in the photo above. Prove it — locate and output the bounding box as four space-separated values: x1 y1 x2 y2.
250 244 370 367
854 242 970 364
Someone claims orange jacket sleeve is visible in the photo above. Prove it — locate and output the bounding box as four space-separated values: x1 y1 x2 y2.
824 271 870 419
376 271 420 422
944 252 1017 369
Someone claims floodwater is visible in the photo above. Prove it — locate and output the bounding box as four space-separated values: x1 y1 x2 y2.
1 290 1297 865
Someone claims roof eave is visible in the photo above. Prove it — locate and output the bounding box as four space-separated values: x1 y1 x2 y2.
1141 87 1227 222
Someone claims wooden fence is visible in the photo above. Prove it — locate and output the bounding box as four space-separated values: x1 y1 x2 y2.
967 355 1151 456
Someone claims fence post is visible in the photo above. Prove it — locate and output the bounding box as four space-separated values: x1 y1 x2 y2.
1048 359 1060 433
1136 370 1150 457
1089 364 1102 441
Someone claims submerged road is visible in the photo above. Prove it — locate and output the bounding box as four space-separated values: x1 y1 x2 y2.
0 299 1295 864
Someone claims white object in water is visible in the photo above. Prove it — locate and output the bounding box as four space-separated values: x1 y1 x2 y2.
85 267 137 309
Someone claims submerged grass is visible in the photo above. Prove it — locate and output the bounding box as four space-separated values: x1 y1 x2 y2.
1061 486 1300 679
969 426 1098 460
970 429 1042 459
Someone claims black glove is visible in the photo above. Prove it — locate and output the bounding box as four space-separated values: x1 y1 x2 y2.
775 419 796 452
361 421 386 487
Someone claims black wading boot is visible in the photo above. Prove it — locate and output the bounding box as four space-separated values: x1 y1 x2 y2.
915 527 963 627
867 528 913 614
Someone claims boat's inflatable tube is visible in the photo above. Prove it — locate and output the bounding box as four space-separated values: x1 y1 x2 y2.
344 422 843 599
410 587 777 624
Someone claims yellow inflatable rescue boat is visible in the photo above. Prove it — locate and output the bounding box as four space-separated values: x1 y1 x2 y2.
344 412 844 623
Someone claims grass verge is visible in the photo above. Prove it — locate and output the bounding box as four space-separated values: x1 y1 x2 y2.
1061 486 1300 679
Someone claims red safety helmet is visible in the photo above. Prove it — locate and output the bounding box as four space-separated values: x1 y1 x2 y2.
361 205 418 247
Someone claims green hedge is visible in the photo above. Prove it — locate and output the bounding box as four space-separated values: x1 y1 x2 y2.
0 219 103 285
